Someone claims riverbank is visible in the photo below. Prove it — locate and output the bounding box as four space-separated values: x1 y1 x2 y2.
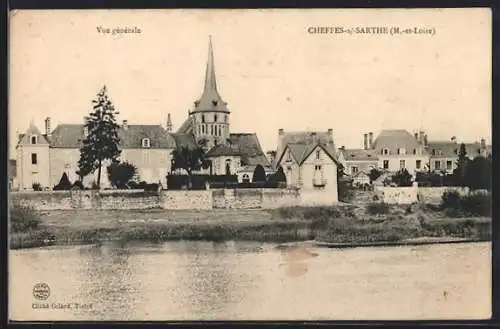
9 204 491 250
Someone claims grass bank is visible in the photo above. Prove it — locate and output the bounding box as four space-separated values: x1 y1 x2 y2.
9 203 491 250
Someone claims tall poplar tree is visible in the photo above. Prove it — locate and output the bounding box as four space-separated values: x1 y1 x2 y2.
77 86 121 189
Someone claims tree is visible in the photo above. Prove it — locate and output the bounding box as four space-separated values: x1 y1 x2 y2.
453 143 469 187
465 156 491 190
392 168 413 187
171 146 209 188
77 86 121 189
252 164 267 182
267 166 287 186
107 161 137 189
368 168 382 183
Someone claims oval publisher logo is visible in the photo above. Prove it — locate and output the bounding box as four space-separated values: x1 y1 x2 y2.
33 283 50 300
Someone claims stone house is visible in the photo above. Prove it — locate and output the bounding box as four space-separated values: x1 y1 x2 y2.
369 129 429 175
15 118 177 190
274 130 339 204
427 137 490 173
337 147 378 176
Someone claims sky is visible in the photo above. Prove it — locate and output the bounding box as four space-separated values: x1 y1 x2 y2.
9 9 491 156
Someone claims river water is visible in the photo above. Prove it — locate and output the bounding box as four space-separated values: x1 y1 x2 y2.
9 241 491 321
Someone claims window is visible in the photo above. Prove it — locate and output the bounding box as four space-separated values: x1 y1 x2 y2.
287 150 292 162
31 136 37 144
435 161 441 170
142 138 150 148
214 114 218 122
351 166 358 174
446 161 452 170
454 148 458 155
225 115 228 123
316 150 321 160
383 160 389 169
416 160 421 169
382 148 389 155
398 148 406 155
201 114 205 123
413 149 417 155
210 125 213 135
242 174 250 183
400 160 405 169
31 153 37 165
315 165 322 171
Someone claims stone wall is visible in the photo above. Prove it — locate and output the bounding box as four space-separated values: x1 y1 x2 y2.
374 186 472 205
162 190 213 210
261 188 301 208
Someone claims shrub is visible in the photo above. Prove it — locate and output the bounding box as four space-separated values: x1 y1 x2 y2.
391 169 413 187
252 165 267 182
53 172 73 190
366 202 390 215
441 191 492 217
107 161 137 189
32 182 42 191
10 202 41 233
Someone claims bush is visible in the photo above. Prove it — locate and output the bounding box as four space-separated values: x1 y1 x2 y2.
252 165 267 182
391 169 413 187
366 202 390 215
53 172 72 190
107 161 137 189
32 182 42 191
338 177 355 202
10 202 41 233
441 191 492 217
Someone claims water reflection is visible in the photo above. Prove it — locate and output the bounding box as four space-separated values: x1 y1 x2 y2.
9 241 491 321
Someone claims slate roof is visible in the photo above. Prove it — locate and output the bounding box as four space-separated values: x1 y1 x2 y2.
275 131 337 168
170 133 198 150
371 129 427 155
205 144 242 157
338 148 379 161
21 123 177 149
229 133 270 167
426 141 459 158
177 117 193 134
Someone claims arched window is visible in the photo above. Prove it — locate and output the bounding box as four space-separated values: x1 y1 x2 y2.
382 148 389 155
398 148 406 155
202 125 206 134
242 174 250 183
142 138 151 148
225 159 232 175
214 114 218 122
201 114 205 123
316 150 321 160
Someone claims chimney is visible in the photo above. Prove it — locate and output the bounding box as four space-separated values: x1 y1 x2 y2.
44 117 51 137
122 119 128 130
363 133 368 150
481 138 486 148
368 132 373 149
278 128 284 136
451 136 457 143
419 131 425 144
423 134 428 147
327 128 333 135
166 113 173 133
341 145 345 150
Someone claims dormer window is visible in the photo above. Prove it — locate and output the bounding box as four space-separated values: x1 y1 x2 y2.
142 138 151 148
212 100 218 106
382 148 389 155
398 148 406 155
31 136 37 144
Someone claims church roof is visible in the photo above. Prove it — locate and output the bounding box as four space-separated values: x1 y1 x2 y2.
192 37 229 114
228 133 270 167
205 144 242 157
171 133 199 150
176 117 193 134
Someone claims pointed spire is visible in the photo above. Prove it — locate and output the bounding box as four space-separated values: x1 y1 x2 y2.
204 35 218 94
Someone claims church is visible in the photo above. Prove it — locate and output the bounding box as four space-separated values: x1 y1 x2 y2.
14 38 272 190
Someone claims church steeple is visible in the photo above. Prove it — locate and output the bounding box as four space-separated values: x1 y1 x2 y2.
204 36 218 95
192 36 229 114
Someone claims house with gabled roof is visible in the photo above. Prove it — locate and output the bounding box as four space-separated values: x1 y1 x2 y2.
15 117 177 190
337 147 379 176
274 129 339 204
